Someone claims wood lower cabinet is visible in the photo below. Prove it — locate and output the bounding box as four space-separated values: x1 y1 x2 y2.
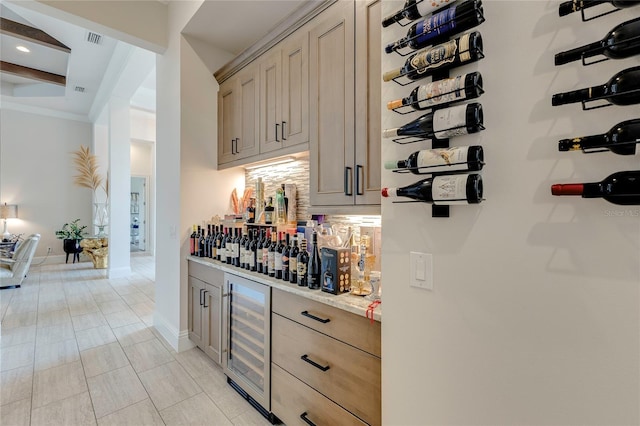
188 261 223 365
271 288 381 426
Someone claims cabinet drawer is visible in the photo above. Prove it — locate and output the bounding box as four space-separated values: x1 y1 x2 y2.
272 289 380 357
272 363 366 426
188 261 223 285
272 314 380 426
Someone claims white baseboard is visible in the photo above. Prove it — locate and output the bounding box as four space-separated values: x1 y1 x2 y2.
153 312 195 353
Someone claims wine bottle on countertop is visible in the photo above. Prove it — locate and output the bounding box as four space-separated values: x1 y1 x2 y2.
558 0 640 17
256 229 265 273
289 235 299 284
216 226 224 262
274 232 284 280
383 32 483 82
387 72 483 111
282 233 291 281
307 232 322 290
297 239 309 287
204 225 211 258
559 118 640 155
268 231 277 277
248 230 257 271
189 225 197 256
555 17 640 65
385 145 484 174
220 228 228 263
385 0 484 53
263 229 271 276
551 170 640 205
382 173 483 204
383 102 483 140
382 0 455 27
240 228 248 269
212 225 219 260
225 228 233 264
552 66 640 107
196 226 204 257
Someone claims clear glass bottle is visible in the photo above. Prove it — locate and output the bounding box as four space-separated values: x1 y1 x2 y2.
352 235 375 296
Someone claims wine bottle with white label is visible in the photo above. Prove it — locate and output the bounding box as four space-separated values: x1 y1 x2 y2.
385 145 484 173
382 0 454 27
552 66 640 107
382 174 483 204
388 72 483 111
385 0 484 53
555 17 640 65
383 32 483 82
383 102 483 140
559 118 640 155
551 170 640 205
558 0 640 17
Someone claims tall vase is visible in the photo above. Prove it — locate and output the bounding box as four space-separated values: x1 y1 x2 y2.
94 202 108 237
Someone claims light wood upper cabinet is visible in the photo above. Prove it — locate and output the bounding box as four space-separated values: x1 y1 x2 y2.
281 31 309 147
259 49 282 153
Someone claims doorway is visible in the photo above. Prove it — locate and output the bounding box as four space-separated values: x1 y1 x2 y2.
130 176 148 252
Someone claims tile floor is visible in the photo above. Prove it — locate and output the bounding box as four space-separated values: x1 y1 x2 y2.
0 256 271 426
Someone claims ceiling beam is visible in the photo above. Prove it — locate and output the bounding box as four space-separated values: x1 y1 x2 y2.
0 17 70 53
0 61 66 86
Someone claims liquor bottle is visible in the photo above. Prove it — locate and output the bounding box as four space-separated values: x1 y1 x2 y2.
273 232 283 279
382 0 454 27
275 188 287 225
215 226 224 261
385 0 484 54
225 228 233 264
268 231 277 277
551 170 640 205
382 173 483 204
558 0 640 17
387 72 483 111
256 229 265 273
307 232 322 290
385 145 484 174
297 238 309 287
552 66 640 107
190 225 197 256
383 102 483 140
282 233 291 281
555 17 640 65
220 228 228 263
249 230 258 272
196 226 204 257
246 198 256 223
383 31 483 82
263 229 271 276
559 118 640 155
289 234 299 284
264 197 275 225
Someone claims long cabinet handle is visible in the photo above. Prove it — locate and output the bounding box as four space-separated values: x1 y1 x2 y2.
301 354 330 372
199 288 204 306
300 310 331 324
281 121 287 141
275 123 280 142
344 167 353 196
203 290 208 308
356 165 364 195
300 412 317 426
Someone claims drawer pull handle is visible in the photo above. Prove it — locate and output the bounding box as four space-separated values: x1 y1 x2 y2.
301 354 330 372
300 412 317 426
300 310 331 324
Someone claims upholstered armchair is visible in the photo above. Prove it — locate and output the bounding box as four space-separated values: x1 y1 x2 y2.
0 233 40 289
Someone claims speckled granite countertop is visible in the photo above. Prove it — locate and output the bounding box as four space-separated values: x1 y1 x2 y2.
188 256 382 322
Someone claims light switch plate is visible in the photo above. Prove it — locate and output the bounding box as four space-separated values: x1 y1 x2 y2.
410 252 433 291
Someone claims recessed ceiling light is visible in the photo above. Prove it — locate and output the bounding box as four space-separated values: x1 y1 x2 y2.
16 46 30 53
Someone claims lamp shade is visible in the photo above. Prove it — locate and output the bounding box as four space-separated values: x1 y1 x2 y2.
0 203 18 219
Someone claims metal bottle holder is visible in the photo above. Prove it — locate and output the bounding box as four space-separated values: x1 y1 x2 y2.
579 3 627 22
386 0 443 28
579 34 640 66
389 81 484 115
580 86 640 111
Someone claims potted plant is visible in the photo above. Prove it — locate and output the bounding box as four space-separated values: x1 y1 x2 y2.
55 219 87 263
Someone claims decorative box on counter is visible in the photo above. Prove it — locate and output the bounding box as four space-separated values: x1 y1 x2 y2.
321 247 351 295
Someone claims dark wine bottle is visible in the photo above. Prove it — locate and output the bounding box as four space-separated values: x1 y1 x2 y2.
551 170 640 205
289 235 299 284
385 0 484 54
275 232 284 280
282 233 291 281
383 102 483 140
385 145 484 173
297 239 309 287
215 226 224 261
382 173 483 204
220 228 228 263
190 225 197 256
555 17 640 65
264 197 275 225
382 0 455 27
558 0 640 17
552 66 640 107
246 198 255 223
559 118 640 155
263 229 271 276
196 226 204 257
383 32 483 82
388 72 483 111
307 232 322 290
225 228 233 264
268 231 277 277
241 228 249 269
256 229 264 273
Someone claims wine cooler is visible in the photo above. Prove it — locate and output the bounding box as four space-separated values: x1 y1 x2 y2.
222 273 274 422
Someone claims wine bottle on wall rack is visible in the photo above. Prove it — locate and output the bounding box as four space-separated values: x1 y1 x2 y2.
552 66 640 107
385 0 484 53
388 72 483 111
383 32 483 82
383 102 483 140
382 173 483 204
551 170 640 205
558 0 640 17
382 0 455 27
559 118 640 155
385 145 484 173
555 17 640 65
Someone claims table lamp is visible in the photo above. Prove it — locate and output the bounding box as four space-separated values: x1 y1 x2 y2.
1 203 18 242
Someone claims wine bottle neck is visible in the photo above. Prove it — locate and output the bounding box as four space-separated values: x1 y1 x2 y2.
555 41 603 65
552 84 606 106
551 183 584 196
558 134 608 151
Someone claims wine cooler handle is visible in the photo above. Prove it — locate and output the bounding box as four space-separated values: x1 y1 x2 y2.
356 165 364 195
344 167 353 196
281 121 287 140
203 291 208 308
300 412 317 426
301 354 330 372
199 288 204 306
275 123 280 142
301 310 331 323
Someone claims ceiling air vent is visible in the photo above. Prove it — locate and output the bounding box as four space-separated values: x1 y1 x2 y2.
74 86 85 93
86 31 103 45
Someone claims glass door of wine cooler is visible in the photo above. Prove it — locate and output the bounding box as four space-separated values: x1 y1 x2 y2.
222 273 271 412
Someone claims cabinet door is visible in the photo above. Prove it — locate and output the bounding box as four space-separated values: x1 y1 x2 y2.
259 50 283 153
218 77 238 165
309 1 356 206
237 65 260 159
281 30 309 147
188 276 205 347
203 282 222 365
355 0 382 205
